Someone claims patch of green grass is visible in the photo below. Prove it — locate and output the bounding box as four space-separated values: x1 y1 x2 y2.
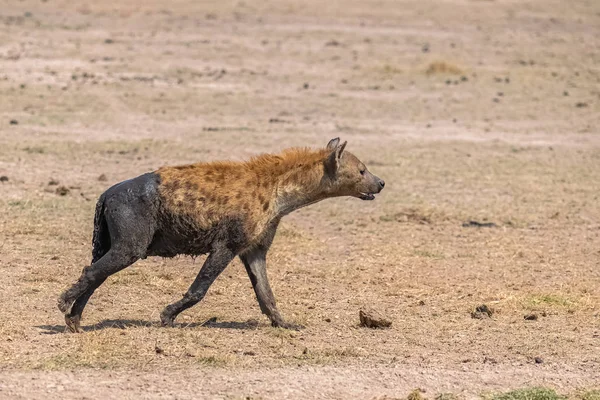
8 200 28 208
579 390 600 400
195 355 229 366
524 294 574 310
489 387 565 400
23 146 46 154
435 394 460 400
382 64 403 75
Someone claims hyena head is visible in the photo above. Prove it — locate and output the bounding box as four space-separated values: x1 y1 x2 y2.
323 137 385 201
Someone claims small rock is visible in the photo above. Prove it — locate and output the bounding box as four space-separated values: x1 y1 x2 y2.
97 174 107 182
0 176 8 182
463 220 497 228
471 304 494 319
534 357 543 364
268 118 288 124
575 102 588 108
48 179 59 186
324 317 331 323
421 44 429 53
154 345 164 354
524 313 538 321
55 186 70 196
104 38 114 44
303 83 309 89
359 309 392 329
483 356 498 364
9 119 18 125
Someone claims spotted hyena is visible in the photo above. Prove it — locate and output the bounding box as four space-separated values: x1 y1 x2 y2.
58 138 385 332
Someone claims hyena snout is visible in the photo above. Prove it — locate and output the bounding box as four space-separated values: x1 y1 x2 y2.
357 173 385 201
368 172 385 193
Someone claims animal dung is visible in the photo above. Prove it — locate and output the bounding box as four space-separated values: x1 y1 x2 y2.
359 309 392 328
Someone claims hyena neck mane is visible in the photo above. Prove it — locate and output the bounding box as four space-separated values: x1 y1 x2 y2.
247 147 333 217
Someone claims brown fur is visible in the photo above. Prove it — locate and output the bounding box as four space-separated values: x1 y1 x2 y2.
157 147 330 246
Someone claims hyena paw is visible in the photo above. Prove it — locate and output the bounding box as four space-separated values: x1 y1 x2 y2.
160 309 176 327
272 320 305 331
64 314 82 333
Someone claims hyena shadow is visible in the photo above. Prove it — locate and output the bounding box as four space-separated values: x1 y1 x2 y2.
36 317 259 334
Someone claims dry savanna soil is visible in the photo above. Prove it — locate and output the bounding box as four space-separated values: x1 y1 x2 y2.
0 0 599 398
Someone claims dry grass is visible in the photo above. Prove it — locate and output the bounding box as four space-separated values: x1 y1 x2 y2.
425 61 464 75
0 0 599 397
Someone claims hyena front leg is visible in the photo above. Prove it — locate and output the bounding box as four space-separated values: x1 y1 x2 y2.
160 245 236 327
240 247 303 330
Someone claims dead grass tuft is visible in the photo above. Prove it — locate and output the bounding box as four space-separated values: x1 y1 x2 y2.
382 64 403 75
425 61 463 75
408 389 427 400
32 332 143 370
380 207 444 224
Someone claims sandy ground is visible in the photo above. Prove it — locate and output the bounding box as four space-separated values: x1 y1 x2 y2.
0 0 599 398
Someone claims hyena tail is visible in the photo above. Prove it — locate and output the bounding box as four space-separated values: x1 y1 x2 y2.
91 193 110 264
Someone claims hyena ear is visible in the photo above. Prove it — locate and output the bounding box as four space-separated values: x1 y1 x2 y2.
324 140 347 176
326 137 341 150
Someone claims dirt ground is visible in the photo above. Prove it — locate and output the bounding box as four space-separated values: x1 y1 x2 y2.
0 0 599 398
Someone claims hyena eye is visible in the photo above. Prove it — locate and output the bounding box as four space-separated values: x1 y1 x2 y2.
359 169 366 176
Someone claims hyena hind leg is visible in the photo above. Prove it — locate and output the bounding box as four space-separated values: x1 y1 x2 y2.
58 248 141 332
